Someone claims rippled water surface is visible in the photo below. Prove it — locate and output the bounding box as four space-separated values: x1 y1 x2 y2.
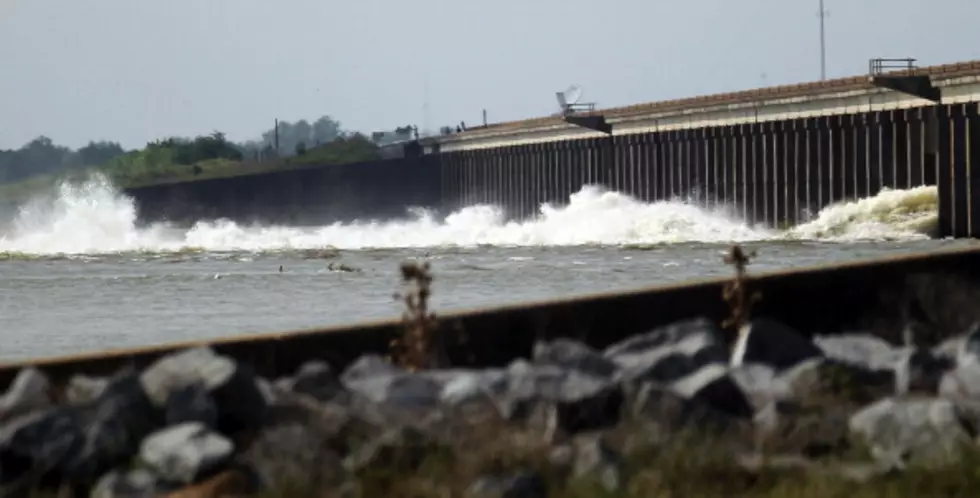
0 178 969 362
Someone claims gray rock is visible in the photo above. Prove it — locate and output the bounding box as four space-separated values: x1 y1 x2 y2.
240 421 346 491
815 334 951 395
632 381 740 434
815 333 905 371
139 347 268 434
341 363 509 423
777 358 893 406
669 364 753 418
276 360 347 403
0 371 159 487
468 471 547 498
493 360 624 435
64 372 160 481
164 382 218 428
0 407 83 486
533 339 618 378
730 363 785 411
439 370 507 407
140 422 234 485
570 436 622 493
603 318 728 384
959 322 980 366
344 370 443 410
339 355 454 412
849 397 973 467
255 377 281 406
933 334 964 362
340 355 402 384
731 318 823 371
938 362 980 399
65 374 109 406
90 468 174 498
0 368 51 423
753 398 855 458
893 349 952 395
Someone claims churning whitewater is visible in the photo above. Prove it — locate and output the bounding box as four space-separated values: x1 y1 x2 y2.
0 176 939 255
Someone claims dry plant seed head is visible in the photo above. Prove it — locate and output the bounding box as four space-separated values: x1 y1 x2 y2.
390 260 439 371
721 245 761 339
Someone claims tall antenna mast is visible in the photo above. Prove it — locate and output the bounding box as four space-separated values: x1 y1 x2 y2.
818 0 828 80
422 73 430 136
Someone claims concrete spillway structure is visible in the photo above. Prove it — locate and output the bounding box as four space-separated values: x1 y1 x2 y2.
426 59 980 237
123 59 980 238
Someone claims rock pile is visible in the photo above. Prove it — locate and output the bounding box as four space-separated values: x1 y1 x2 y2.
2 316 980 497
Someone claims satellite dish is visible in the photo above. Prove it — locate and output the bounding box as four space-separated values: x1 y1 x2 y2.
554 84 595 116
563 85 583 105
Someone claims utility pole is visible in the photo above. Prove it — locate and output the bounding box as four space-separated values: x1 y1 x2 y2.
274 118 280 153
422 73 430 137
818 0 829 80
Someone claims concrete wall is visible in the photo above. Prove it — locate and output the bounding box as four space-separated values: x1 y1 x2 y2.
4 244 980 391
437 106 969 228
125 155 443 226
431 64 980 236
938 102 980 238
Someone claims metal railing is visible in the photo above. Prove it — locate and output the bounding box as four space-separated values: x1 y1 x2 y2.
869 57 918 76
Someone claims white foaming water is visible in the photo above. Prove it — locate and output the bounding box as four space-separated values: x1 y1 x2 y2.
0 175 939 255
788 185 939 241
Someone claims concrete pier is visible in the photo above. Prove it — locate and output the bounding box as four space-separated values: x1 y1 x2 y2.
428 60 980 236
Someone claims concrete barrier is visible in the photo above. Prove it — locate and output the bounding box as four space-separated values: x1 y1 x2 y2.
124 154 443 226
4 244 980 391
434 103 979 233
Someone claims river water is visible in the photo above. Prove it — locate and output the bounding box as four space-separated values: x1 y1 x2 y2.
0 177 972 362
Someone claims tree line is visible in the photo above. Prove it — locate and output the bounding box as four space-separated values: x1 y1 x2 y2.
0 115 383 186
0 138 127 183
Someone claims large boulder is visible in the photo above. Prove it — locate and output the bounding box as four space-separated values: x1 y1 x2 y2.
90 468 175 498
731 318 823 371
669 363 754 419
0 368 51 423
849 397 975 467
0 371 158 488
603 318 729 384
139 347 268 434
532 339 618 378
139 422 235 485
276 360 347 403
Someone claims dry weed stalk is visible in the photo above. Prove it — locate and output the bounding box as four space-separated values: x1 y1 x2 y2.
722 244 761 335
390 260 438 371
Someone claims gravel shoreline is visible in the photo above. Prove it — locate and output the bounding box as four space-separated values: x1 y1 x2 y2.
1 313 980 497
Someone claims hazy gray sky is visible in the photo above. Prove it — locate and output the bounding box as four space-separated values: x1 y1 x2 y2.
1 0 978 149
